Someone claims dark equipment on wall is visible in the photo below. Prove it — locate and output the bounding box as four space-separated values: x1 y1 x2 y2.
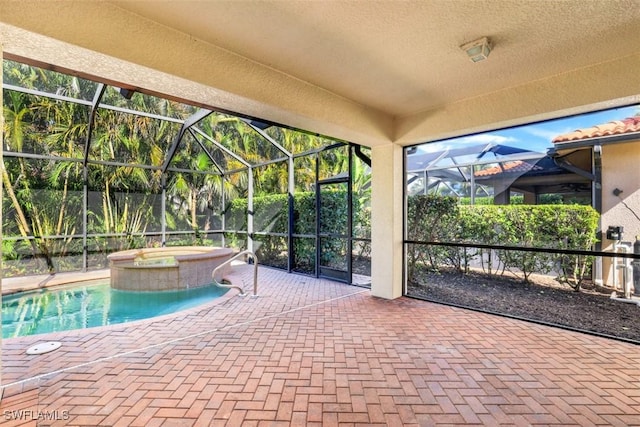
606 226 624 241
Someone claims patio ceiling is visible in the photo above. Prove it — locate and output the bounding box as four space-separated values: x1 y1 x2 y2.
1 1 640 146
111 0 640 118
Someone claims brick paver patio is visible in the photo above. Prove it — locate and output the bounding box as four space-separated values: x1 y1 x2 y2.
1 264 639 426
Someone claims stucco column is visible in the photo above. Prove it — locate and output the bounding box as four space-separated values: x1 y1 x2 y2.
371 143 404 299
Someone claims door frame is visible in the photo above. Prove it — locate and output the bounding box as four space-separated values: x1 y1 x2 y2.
315 176 352 283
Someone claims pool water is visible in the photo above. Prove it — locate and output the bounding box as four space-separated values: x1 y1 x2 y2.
1 282 229 338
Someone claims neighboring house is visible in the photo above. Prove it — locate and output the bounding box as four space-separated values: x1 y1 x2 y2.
550 116 640 288
472 156 592 205
405 142 584 202
406 118 640 288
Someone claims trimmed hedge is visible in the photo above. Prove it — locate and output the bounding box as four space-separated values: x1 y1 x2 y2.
226 190 367 271
407 195 599 289
458 194 589 205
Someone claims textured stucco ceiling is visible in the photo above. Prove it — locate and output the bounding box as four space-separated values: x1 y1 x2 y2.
1 1 640 146
111 0 640 118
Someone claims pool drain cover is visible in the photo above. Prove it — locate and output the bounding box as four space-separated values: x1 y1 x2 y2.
26 341 62 355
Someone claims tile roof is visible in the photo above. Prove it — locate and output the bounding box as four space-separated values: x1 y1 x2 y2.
474 160 542 177
552 116 640 143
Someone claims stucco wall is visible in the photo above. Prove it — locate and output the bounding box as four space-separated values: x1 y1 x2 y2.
600 141 640 287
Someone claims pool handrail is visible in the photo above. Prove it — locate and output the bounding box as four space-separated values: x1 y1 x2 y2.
211 250 258 297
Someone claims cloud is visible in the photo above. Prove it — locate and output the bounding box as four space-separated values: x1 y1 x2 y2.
456 134 518 145
520 124 572 142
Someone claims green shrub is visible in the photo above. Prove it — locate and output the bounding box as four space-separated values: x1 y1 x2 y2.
457 205 503 276
458 193 583 206
408 194 600 288
406 195 460 279
226 189 367 270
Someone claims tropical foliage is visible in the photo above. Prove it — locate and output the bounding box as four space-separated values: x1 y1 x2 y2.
2 60 371 277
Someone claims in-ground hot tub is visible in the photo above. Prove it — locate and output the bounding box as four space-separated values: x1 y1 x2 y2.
107 246 234 291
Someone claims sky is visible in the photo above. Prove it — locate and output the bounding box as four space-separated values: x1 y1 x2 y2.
416 104 640 155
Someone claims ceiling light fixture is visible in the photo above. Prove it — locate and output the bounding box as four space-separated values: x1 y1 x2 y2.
460 37 492 62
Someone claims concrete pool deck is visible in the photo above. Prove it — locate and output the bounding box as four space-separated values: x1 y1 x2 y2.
1 264 639 425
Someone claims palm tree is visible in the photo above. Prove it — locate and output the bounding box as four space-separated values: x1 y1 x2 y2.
2 89 50 269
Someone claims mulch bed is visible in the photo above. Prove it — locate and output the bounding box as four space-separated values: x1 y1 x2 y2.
408 269 640 343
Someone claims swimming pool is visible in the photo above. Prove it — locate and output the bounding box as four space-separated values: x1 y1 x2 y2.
1 281 229 338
